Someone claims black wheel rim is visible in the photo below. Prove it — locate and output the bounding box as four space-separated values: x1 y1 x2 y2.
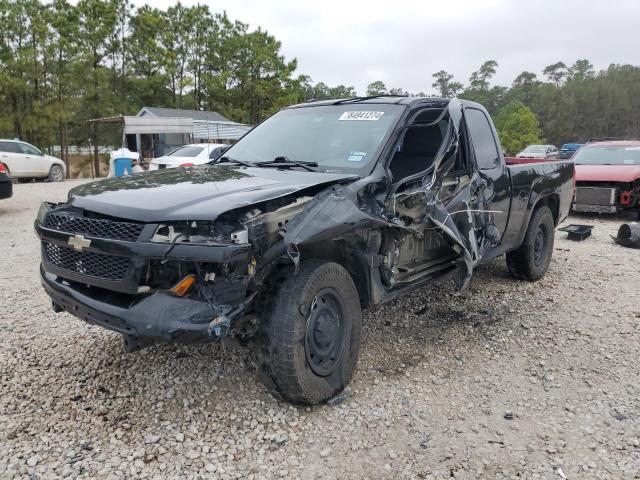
533 224 547 266
305 288 345 377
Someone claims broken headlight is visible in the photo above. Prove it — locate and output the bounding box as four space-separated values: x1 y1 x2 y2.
151 222 249 245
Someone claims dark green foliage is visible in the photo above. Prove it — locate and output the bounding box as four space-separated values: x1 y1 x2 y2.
443 61 640 146
1 0 639 160
494 101 544 155
0 0 310 154
365 81 387 96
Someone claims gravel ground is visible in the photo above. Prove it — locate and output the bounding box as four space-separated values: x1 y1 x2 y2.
1 180 639 480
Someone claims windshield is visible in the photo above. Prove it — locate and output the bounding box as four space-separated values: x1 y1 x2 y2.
167 146 204 157
522 145 547 153
573 145 640 165
221 104 404 174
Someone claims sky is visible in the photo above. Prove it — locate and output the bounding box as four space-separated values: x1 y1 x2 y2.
131 0 640 95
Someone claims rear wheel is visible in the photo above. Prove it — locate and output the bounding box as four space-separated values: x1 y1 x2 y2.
48 165 64 182
507 205 555 281
258 260 362 404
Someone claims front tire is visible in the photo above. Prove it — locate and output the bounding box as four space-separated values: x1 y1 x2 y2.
507 205 555 281
48 165 64 182
259 260 362 404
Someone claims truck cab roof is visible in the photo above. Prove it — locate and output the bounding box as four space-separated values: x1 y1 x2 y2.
288 96 490 110
287 96 454 109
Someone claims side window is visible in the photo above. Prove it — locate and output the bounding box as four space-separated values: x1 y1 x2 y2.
388 124 444 182
0 142 20 154
465 108 500 170
19 143 40 155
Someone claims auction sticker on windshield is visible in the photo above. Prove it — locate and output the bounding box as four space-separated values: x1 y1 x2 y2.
339 111 384 121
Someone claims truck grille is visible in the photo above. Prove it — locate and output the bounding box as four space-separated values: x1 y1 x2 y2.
44 242 130 281
575 187 616 206
44 213 144 242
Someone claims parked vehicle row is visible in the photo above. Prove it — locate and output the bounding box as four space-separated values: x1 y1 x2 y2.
0 139 66 182
516 144 559 159
506 143 583 165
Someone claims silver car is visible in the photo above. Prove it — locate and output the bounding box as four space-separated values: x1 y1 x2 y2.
516 144 559 159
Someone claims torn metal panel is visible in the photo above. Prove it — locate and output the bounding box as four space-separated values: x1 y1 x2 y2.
282 98 497 290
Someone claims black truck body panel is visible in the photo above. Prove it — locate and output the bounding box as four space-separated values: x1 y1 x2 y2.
36 97 574 348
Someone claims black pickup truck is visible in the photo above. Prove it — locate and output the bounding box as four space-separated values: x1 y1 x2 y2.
36 97 574 404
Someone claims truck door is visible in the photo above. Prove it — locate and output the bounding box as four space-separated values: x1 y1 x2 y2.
463 107 511 238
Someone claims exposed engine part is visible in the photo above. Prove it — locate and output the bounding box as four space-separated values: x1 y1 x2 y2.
242 196 313 237
231 228 249 244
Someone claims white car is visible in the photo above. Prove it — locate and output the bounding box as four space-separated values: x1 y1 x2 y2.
148 143 228 170
0 139 66 181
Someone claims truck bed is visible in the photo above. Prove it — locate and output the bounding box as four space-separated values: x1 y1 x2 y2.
501 160 575 251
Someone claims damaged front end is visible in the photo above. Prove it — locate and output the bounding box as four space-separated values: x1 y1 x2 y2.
36 193 317 351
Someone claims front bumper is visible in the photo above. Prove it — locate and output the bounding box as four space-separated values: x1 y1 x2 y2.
41 266 238 346
35 209 251 294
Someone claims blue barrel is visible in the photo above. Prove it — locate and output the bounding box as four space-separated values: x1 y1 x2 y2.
114 158 133 177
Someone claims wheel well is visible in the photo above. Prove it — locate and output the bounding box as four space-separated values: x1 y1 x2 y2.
297 240 370 309
534 194 560 225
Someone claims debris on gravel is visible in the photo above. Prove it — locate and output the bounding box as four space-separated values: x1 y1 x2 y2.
1 181 639 479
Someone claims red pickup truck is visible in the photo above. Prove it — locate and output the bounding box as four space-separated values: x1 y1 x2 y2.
571 139 640 218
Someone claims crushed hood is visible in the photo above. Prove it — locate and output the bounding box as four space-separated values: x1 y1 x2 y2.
68 165 357 222
575 164 640 183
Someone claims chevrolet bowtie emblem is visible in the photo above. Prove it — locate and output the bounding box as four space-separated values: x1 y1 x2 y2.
68 234 91 252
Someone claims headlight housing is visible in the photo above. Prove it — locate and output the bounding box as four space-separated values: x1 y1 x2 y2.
151 221 248 245
36 202 52 225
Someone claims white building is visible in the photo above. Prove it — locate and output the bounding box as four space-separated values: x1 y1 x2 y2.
132 107 252 158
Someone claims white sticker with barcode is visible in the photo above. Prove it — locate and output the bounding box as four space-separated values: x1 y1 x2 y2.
339 111 384 121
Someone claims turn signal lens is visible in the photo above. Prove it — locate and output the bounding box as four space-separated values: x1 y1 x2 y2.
169 275 196 297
